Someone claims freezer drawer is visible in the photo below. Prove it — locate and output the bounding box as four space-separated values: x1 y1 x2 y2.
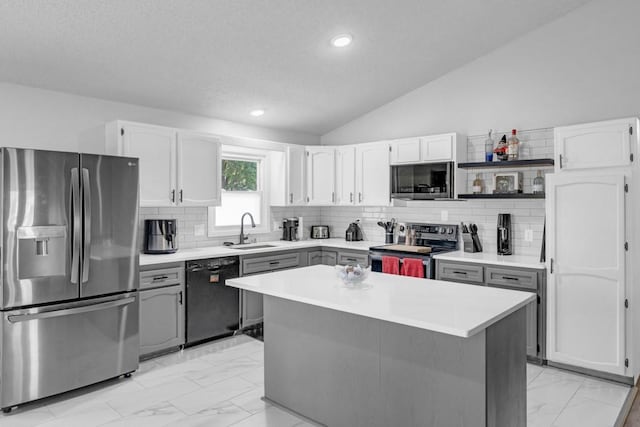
0 292 139 409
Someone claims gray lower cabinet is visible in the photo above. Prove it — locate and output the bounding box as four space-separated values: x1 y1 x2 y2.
436 259 545 362
240 251 301 329
308 249 337 266
139 263 186 358
337 250 369 267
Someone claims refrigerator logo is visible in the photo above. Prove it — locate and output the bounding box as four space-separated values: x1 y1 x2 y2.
127 162 137 167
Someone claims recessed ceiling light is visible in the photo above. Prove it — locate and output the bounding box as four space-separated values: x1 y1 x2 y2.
250 109 265 117
331 34 353 48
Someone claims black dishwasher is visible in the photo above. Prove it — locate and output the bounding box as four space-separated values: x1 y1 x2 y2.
186 257 240 346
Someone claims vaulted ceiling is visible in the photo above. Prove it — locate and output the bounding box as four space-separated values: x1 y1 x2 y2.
0 0 592 135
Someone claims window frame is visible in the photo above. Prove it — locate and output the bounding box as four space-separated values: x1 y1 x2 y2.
208 147 271 238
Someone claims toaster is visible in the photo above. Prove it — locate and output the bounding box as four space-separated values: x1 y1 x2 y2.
310 225 330 239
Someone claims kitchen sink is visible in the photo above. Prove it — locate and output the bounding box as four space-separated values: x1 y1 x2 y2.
229 244 277 250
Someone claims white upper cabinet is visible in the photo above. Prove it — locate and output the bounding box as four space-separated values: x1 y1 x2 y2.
554 118 636 172
335 146 356 205
120 123 177 207
390 138 421 164
390 133 455 164
104 121 221 207
546 172 627 376
421 134 453 161
177 132 221 206
269 145 306 206
306 147 335 205
287 145 306 205
356 141 391 206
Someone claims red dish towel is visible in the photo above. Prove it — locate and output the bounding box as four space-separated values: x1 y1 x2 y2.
401 258 425 278
382 256 400 275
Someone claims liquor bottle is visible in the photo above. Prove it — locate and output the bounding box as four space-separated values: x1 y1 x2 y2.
507 129 520 161
533 170 545 194
472 173 484 194
484 130 494 162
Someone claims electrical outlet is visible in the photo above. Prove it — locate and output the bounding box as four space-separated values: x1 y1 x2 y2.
440 210 449 221
524 229 534 242
194 223 205 237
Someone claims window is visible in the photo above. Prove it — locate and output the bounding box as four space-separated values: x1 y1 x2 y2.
208 146 270 236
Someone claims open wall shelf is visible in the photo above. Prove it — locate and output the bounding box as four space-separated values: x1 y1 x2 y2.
458 193 546 200
457 158 555 169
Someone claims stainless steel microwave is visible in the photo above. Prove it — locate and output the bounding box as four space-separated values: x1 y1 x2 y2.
390 162 454 200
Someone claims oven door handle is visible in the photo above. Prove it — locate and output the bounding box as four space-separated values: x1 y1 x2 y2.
369 254 429 266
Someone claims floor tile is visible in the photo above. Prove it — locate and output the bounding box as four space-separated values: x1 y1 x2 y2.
186 357 262 387
228 406 305 427
527 363 545 384
98 402 186 427
552 396 620 427
163 402 252 427
107 378 201 416
169 377 256 415
573 377 630 408
527 368 584 408
230 388 271 414
36 402 121 427
0 407 55 427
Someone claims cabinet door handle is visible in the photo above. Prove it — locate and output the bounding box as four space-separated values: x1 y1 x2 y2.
550 258 554 274
152 275 169 281
502 276 519 281
350 192 353 203
290 193 293 203
269 261 280 265
179 189 183 203
170 189 176 203
559 154 563 169
332 192 335 203
452 271 468 275
178 291 183 305
358 192 362 203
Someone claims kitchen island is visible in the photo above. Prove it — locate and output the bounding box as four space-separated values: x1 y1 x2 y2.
227 265 536 427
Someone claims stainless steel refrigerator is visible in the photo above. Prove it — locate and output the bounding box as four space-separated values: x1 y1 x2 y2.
0 148 140 411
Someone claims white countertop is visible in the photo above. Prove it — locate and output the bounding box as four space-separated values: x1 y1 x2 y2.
433 251 546 270
140 238 377 266
226 265 536 338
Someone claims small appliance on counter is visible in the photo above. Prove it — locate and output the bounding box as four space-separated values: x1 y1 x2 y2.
144 219 178 254
345 220 364 241
282 217 299 241
311 225 330 239
497 213 512 255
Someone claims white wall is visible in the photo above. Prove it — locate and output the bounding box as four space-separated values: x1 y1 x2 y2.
321 0 640 144
0 83 319 152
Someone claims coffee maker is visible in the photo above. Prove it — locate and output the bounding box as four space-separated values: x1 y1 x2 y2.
144 219 178 254
282 217 299 241
497 213 512 255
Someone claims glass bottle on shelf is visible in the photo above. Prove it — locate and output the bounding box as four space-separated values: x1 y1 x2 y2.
484 129 494 162
472 173 484 194
533 170 545 194
507 129 520 160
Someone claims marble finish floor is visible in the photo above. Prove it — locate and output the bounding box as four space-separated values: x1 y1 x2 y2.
1 335 631 427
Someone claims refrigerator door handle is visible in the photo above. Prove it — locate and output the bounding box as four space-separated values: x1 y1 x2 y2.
70 167 81 284
81 168 92 283
7 296 136 323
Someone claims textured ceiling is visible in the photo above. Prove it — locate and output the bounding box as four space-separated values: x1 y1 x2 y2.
0 0 592 135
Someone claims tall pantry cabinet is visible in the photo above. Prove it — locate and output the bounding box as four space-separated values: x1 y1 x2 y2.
546 117 639 381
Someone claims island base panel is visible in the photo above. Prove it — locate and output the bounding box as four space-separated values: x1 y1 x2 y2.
263 295 526 427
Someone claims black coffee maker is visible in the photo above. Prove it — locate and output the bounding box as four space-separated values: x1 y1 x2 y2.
497 213 512 255
282 217 299 241
345 220 364 241
144 219 178 254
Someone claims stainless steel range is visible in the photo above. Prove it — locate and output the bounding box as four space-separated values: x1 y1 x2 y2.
0 148 140 412
369 223 459 278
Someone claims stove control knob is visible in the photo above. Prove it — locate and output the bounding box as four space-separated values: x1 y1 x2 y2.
440 228 446 234
448 228 454 234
